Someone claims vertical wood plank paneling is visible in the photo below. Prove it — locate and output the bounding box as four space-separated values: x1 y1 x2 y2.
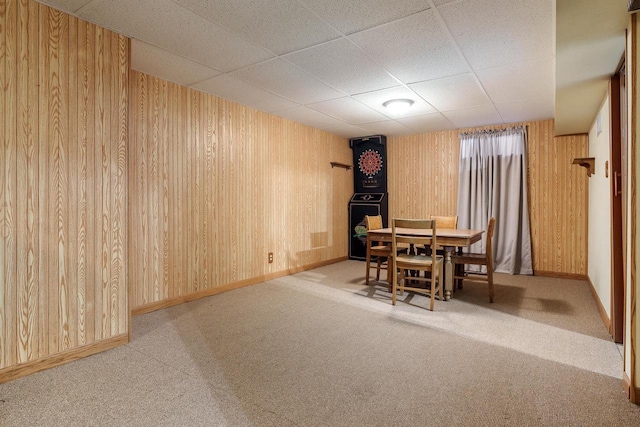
169 85 178 297
151 75 160 300
388 120 588 275
28 0 39 357
36 2 48 359
118 34 128 335
1 0 14 367
82 18 96 345
196 91 205 287
0 0 7 370
139 72 149 305
524 121 589 275
75 17 86 345
45 3 61 355
186 89 196 292
108 30 117 335
1 0 129 374
91 24 102 340
6 0 18 368
58 7 70 352
253 109 262 275
268 116 282 271
175 82 183 297
142 71 150 304
15 0 27 363
16 0 39 363
202 92 213 287
160 78 169 302
67 12 78 350
99 26 110 340
112 31 127 335
129 73 353 310
216 99 229 285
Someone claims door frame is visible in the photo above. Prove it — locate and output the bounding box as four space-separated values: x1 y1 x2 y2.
609 68 625 343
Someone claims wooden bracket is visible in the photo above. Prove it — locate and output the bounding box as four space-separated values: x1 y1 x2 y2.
572 157 595 177
330 162 352 170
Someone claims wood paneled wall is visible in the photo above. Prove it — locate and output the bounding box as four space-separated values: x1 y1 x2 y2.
388 120 589 275
527 124 588 276
129 71 352 310
387 131 460 219
0 0 128 373
0 0 587 381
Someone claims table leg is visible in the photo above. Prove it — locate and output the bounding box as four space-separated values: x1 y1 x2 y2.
365 234 371 285
444 246 453 301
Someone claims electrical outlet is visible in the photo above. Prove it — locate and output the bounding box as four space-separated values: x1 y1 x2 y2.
268 252 274 263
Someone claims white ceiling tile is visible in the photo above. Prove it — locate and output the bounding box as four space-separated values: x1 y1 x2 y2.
308 97 389 125
357 120 416 137
324 123 370 139
349 9 468 83
409 73 490 111
49 0 559 135
192 75 299 113
352 86 437 118
174 0 341 55
38 0 91 13
439 0 554 70
397 113 457 134
495 97 554 124
78 0 273 72
231 59 345 104
273 106 348 130
477 57 555 104
283 38 399 95
131 39 221 86
441 104 503 129
299 0 432 34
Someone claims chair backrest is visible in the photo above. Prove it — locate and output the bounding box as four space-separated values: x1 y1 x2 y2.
365 215 383 231
430 215 457 229
486 217 496 265
392 218 436 255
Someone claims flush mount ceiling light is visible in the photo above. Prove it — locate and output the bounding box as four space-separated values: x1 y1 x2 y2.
383 99 414 115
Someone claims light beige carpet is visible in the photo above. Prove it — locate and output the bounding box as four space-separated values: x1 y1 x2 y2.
1 260 640 426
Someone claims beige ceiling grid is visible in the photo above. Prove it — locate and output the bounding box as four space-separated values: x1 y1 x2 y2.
40 0 555 137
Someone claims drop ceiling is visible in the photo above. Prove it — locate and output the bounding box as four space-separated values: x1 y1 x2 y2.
38 0 558 138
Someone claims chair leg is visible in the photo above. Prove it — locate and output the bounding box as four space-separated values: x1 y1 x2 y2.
488 267 494 303
386 257 393 292
454 262 464 289
429 268 436 311
365 254 371 285
376 258 382 281
392 265 399 306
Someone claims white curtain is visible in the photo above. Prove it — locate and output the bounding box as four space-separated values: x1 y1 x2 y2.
456 126 533 275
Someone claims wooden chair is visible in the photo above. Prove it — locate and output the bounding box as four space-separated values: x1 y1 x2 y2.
365 215 392 288
452 217 496 303
429 215 460 280
419 215 457 253
391 218 443 311
416 215 457 280
430 215 458 229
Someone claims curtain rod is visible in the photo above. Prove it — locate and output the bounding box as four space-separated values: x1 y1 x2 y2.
458 125 527 138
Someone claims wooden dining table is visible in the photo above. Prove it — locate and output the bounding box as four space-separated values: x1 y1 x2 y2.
366 227 484 301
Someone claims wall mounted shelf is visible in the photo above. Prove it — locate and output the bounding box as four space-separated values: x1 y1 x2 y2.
572 157 595 177
330 162 352 170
